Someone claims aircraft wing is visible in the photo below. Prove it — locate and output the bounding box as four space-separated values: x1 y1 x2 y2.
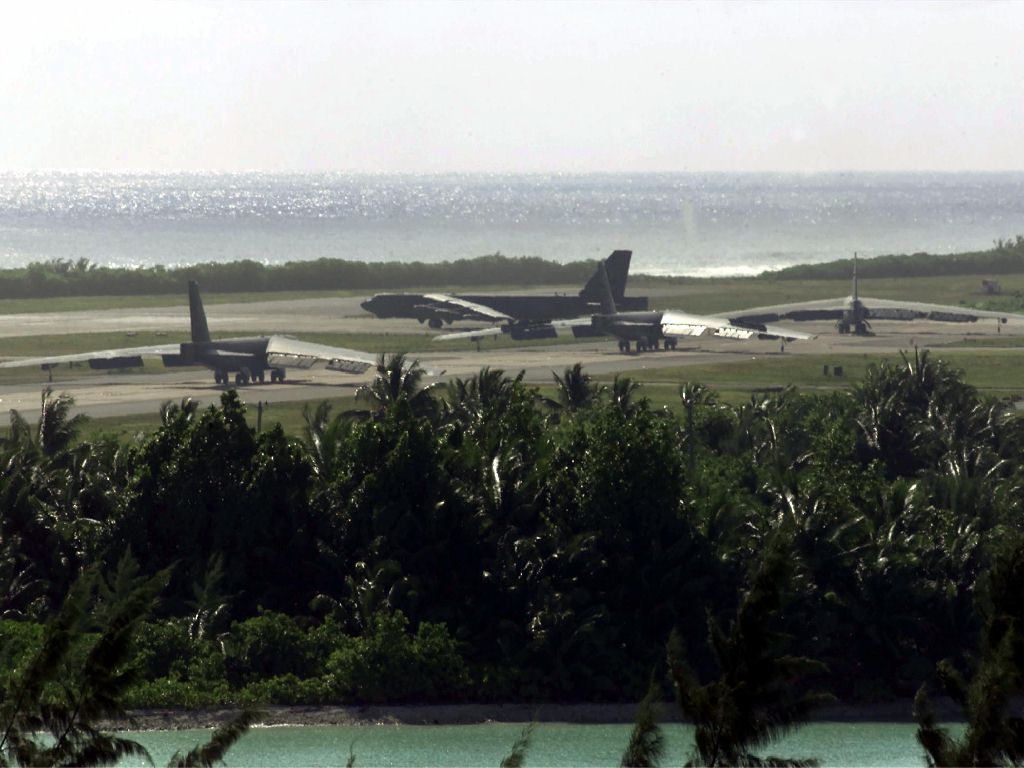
659 310 814 342
421 294 514 323
264 336 376 374
728 297 1024 325
432 326 507 342
432 317 597 343
0 343 183 370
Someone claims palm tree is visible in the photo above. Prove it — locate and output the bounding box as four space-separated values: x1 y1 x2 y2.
355 353 440 419
550 363 602 413
0 555 164 766
0 553 260 768
609 375 643 417
914 535 1024 766
36 387 89 459
443 367 524 427
678 382 717 477
620 677 665 767
668 535 832 767
302 401 351 480
160 397 199 427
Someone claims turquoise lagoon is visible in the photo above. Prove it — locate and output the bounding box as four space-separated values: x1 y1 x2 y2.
127 722 938 766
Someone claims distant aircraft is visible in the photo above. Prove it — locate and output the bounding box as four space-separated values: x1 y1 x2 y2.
726 254 1021 335
0 281 376 385
360 250 648 339
435 263 814 352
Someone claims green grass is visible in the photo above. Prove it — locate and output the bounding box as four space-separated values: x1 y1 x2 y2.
606 349 1024 403
65 346 1024 441
79 393 365 443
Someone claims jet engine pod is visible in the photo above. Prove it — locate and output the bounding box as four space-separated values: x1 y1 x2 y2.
509 325 558 341
89 356 144 370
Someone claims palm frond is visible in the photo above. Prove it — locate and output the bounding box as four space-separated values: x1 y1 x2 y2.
499 721 535 768
167 708 264 768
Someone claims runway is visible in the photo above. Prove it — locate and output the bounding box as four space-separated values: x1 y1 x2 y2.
0 295 1016 423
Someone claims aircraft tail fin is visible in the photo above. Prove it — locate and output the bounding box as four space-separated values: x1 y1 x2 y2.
852 251 859 303
188 281 211 343
580 250 631 302
595 261 618 315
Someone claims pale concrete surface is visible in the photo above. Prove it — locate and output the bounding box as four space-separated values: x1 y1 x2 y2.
0 295 1017 424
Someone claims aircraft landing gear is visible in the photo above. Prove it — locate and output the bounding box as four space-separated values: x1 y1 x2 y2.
637 339 650 352
428 318 443 329
618 339 631 353
664 338 678 350
214 370 227 385
235 367 251 386
254 370 265 384
270 368 286 383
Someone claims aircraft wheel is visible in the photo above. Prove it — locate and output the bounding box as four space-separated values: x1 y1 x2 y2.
637 339 648 352
428 318 443 329
214 370 225 385
275 368 285 382
653 340 660 350
618 339 629 353
236 368 251 386
255 370 265 384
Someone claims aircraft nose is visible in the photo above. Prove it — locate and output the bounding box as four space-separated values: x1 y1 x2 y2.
360 297 375 312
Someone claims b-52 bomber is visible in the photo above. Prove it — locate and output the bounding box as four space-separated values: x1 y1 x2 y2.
727 254 1023 335
360 250 648 339
436 262 813 352
0 281 376 385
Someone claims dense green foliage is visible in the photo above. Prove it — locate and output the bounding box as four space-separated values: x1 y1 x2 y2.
0 255 597 299
914 535 1024 766
668 537 831 766
1 351 1023 713
5 238 1024 302
0 554 257 767
774 235 1024 280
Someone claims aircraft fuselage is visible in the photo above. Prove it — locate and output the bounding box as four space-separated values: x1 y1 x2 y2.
361 293 648 324
166 337 285 384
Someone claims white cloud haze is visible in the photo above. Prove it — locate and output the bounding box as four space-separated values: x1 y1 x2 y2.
2 0 1021 172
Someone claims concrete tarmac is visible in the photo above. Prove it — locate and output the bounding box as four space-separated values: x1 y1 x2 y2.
0 295 1016 423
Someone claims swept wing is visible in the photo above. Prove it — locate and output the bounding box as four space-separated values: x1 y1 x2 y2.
657 310 814 341
728 297 1024 326
264 336 375 374
0 342 182 370
432 317 592 342
420 294 514 323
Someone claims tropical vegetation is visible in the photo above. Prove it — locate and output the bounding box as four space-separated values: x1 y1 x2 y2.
0 254 598 299
2 348 1024 762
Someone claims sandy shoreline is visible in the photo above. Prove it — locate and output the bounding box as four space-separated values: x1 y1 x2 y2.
114 700 960 731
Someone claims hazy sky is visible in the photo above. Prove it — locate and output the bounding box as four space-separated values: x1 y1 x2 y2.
2 0 1022 173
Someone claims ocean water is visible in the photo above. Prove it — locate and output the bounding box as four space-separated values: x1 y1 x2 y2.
123 722 938 767
1 172 1023 277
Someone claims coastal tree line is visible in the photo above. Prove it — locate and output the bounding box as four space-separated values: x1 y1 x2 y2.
3 235 1024 300
0 254 596 299
1 351 1024 763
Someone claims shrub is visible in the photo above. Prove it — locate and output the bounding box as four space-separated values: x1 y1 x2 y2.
237 674 332 706
325 611 470 703
0 620 44 679
224 611 317 684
